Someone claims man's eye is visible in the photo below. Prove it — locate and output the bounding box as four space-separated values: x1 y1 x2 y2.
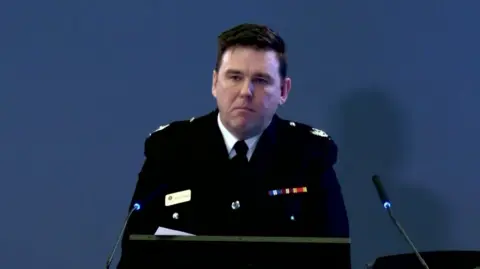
230 75 242 81
253 78 268 84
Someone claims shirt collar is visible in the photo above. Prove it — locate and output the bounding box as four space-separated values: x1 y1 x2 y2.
217 113 261 154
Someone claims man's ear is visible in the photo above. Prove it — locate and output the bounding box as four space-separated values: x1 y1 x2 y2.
279 77 291 105
212 70 218 98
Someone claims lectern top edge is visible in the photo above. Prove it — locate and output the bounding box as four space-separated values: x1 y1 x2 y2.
129 234 351 244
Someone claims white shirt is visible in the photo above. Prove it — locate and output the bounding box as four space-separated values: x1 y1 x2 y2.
217 114 261 160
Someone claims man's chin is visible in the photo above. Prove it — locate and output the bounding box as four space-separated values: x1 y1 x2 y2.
231 118 249 128
230 116 253 130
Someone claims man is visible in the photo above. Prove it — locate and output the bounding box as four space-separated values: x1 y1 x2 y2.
117 23 349 268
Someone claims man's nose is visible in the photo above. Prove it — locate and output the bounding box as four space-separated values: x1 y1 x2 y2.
240 81 253 96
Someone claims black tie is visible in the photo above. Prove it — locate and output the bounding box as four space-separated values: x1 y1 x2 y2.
233 140 249 163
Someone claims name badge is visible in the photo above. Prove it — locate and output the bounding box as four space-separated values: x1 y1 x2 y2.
165 189 191 206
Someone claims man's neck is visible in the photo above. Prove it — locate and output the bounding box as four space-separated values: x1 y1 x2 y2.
218 113 265 140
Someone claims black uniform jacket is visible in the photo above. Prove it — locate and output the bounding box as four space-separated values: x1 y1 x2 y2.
118 109 349 266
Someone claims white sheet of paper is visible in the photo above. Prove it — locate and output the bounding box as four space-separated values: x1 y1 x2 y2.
154 226 195 236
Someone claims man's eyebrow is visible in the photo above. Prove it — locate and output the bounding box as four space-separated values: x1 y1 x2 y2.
225 69 243 75
252 72 273 80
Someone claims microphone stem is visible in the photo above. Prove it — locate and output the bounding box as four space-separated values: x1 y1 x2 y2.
387 209 430 269
106 207 136 269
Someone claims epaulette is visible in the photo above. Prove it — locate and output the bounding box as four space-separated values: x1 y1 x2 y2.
148 116 197 137
285 120 337 165
286 120 332 140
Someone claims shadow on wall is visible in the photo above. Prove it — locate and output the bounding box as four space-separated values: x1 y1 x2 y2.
327 88 449 268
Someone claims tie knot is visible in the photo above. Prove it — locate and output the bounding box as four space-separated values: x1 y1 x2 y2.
233 140 249 157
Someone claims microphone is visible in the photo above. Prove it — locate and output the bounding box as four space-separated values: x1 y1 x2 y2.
371 175 430 269
105 202 141 269
105 182 166 268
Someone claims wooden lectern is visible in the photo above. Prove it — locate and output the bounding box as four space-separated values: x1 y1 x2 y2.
121 234 351 268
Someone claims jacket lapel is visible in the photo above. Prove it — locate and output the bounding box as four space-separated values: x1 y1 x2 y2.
249 114 280 165
196 109 230 162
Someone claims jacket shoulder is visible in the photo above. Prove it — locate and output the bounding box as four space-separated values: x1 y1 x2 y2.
279 119 338 164
280 119 333 141
148 116 196 138
144 116 198 151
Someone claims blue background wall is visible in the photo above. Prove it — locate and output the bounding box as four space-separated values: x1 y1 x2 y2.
1 1 479 268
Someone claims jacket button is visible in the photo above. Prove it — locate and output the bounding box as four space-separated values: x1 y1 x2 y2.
231 200 240 210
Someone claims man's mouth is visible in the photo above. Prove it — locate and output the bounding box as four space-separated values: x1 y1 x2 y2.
235 107 254 112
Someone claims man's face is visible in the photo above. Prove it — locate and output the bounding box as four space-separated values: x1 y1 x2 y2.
212 46 291 139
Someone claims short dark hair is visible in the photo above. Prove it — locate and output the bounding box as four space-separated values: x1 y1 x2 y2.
215 23 288 79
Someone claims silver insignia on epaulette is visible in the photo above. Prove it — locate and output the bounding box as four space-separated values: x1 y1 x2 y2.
154 124 170 132
149 123 170 136
190 117 195 122
311 128 328 137
289 121 296 127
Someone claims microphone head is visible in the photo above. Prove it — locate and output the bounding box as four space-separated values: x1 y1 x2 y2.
133 203 141 211
371 175 391 209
